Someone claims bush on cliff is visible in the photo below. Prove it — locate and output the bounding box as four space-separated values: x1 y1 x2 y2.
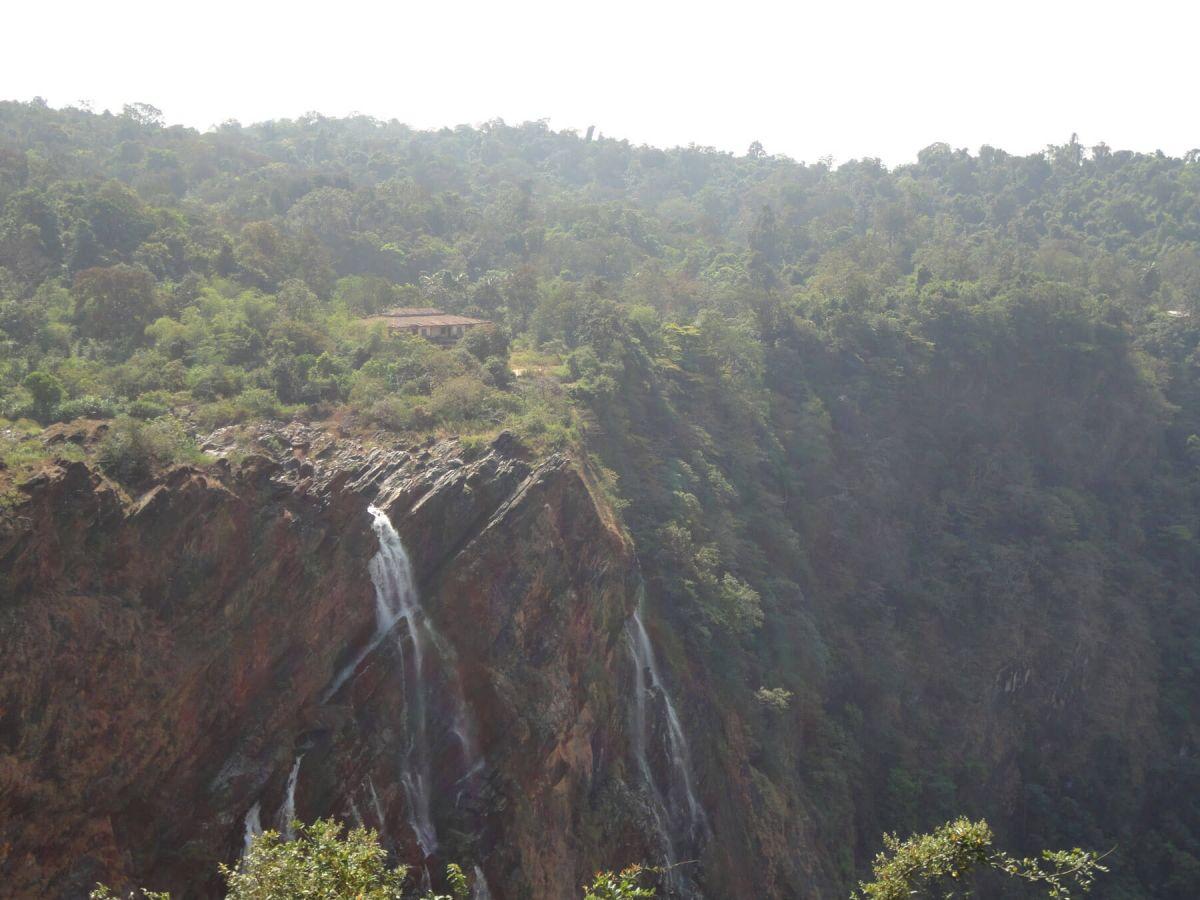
583 865 657 899
19 370 63 421
855 817 1109 899
91 819 656 899
96 414 205 484
220 819 416 900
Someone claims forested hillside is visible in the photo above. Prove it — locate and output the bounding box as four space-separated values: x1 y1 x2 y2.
3 99 1200 897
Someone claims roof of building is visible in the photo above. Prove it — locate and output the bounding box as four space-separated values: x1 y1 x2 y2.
377 307 446 318
365 312 492 328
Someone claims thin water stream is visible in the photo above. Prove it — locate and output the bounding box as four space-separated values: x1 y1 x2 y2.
626 599 708 892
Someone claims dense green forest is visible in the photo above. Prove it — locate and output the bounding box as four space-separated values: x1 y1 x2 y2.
3 99 1200 897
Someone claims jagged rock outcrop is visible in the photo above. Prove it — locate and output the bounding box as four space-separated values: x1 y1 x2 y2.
0 428 650 898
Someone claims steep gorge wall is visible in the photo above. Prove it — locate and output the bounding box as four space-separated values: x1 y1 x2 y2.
566 318 1199 899
0 429 654 898
2 409 1182 900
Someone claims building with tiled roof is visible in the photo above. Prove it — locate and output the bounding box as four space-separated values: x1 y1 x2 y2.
365 307 495 345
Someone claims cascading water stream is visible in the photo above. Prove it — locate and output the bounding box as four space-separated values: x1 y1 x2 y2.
366 505 437 855
471 866 494 899
278 754 304 840
338 505 485 861
242 802 263 857
366 776 388 834
626 599 708 891
238 505 489 880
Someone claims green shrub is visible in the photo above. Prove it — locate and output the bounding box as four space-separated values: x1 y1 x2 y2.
91 819 543 900
583 865 656 899
186 364 244 401
234 388 286 419
755 687 794 711
54 395 119 421
90 886 168 900
854 817 1108 899
0 390 38 422
362 395 433 432
461 326 510 362
219 819 408 900
427 375 515 428
482 356 513 389
96 415 205 485
509 395 578 451
361 376 515 434
127 395 170 420
0 421 84 505
195 389 294 429
21 370 63 421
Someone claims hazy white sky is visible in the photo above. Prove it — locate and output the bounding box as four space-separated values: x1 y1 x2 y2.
4 0 1196 165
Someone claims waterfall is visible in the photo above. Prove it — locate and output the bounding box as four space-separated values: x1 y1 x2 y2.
278 754 304 839
240 754 300 858
360 505 438 855
323 509 411 702
240 507 491 873
471 865 494 899
626 601 708 890
366 775 387 834
242 801 263 857
356 504 485 859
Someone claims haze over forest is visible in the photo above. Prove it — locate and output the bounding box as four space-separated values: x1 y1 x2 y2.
5 0 1198 164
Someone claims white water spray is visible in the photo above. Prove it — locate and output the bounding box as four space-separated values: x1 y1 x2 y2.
242 801 263 857
366 775 387 833
279 754 304 840
352 505 485 859
361 506 439 854
323 509 414 702
239 505 493 874
471 865 494 900
626 601 708 888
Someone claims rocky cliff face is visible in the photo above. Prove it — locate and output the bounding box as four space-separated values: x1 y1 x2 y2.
0 426 663 898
